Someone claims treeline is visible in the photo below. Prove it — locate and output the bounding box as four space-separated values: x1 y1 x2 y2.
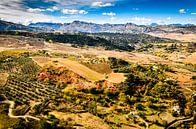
36 32 134 51
90 32 177 45
0 30 134 51
0 30 177 51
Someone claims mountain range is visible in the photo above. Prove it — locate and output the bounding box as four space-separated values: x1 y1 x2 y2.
29 21 196 34
0 19 196 34
0 20 39 32
29 21 150 33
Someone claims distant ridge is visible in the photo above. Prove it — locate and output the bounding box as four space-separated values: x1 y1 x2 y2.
29 20 196 34
0 20 40 32
29 20 149 33
0 19 195 34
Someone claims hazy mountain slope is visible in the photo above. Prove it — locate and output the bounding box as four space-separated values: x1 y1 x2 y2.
28 20 196 34
0 19 195 34
29 22 62 30
29 21 150 33
0 20 36 31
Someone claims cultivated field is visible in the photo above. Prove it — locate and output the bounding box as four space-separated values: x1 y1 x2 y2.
33 57 105 81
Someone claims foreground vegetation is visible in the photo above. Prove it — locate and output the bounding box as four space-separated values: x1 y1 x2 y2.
0 49 195 129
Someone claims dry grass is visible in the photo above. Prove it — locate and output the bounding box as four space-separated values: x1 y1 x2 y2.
107 73 126 83
159 112 176 123
49 111 111 129
32 56 52 67
165 71 194 85
0 35 44 48
149 124 164 129
148 32 196 42
32 57 105 81
44 42 170 65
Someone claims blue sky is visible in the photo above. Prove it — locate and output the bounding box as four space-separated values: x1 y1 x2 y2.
0 0 196 25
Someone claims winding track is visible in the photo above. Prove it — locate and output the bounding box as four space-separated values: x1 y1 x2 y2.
166 117 194 129
0 100 40 121
166 84 195 129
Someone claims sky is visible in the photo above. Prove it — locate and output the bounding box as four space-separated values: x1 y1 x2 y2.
0 0 196 25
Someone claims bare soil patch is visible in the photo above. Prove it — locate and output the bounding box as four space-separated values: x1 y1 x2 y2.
183 53 196 64
166 72 192 85
107 73 126 83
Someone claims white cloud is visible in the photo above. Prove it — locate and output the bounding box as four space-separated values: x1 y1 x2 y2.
44 0 116 8
52 6 59 10
102 12 116 16
131 17 152 24
191 13 196 15
167 17 171 20
60 16 68 19
62 9 88 14
92 1 113 7
0 0 118 24
28 8 45 13
0 0 64 25
28 6 59 13
46 6 59 12
179 9 186 14
110 17 116 20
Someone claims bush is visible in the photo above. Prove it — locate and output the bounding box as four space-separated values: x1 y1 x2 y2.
172 111 179 117
135 103 145 110
192 76 196 80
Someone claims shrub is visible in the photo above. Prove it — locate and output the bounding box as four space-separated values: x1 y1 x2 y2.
192 76 196 80
135 103 145 110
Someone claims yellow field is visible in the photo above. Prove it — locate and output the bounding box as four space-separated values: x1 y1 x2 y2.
32 56 105 81
52 58 105 81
